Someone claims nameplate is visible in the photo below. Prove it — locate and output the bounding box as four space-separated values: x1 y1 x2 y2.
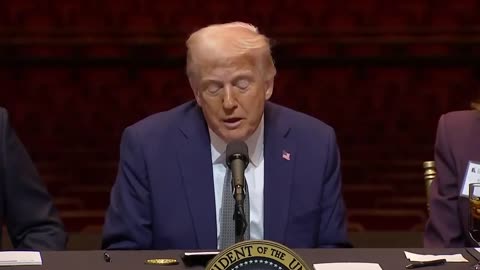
206 240 312 270
461 161 480 197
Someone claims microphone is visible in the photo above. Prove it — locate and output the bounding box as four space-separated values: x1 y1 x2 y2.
226 141 249 204
226 140 249 242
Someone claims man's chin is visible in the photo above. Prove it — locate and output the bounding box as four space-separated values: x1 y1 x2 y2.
219 131 249 143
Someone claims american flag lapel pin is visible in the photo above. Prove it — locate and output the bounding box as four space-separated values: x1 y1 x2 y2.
282 150 291 161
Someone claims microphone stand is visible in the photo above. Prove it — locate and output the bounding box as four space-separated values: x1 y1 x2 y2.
233 183 247 243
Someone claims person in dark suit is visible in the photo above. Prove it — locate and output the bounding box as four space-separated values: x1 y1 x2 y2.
102 22 349 250
0 107 67 250
424 100 480 247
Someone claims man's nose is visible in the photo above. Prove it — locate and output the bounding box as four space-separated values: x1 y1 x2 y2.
222 87 237 110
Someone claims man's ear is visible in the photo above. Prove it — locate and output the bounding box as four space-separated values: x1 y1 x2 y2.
265 78 274 100
189 77 202 107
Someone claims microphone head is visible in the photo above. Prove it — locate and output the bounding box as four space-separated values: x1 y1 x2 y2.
226 140 249 168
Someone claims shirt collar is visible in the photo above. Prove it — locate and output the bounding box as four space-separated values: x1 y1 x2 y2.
209 115 264 168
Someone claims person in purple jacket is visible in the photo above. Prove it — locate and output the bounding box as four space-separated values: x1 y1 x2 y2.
424 98 480 247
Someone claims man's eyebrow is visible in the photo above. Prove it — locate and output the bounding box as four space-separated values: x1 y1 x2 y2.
200 79 222 85
232 73 254 80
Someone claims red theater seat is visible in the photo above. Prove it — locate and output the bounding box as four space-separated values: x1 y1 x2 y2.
60 210 105 232
348 209 427 231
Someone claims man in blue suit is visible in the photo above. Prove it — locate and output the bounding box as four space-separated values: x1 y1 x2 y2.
0 107 66 250
102 22 349 250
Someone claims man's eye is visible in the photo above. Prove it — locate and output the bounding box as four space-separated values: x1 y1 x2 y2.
205 85 222 94
236 79 250 89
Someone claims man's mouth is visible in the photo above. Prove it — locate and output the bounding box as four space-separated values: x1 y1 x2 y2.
223 118 242 129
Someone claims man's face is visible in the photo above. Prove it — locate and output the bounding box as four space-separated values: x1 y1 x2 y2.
191 57 273 142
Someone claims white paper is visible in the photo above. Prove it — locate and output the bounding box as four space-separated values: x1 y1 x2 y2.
0 251 42 266
314 262 382 270
404 251 468 262
184 251 219 256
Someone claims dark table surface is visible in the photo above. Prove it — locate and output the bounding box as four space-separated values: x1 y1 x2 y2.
3 248 480 270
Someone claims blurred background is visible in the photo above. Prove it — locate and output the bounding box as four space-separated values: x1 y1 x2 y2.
0 0 479 248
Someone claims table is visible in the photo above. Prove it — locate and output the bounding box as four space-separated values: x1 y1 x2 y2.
3 248 479 270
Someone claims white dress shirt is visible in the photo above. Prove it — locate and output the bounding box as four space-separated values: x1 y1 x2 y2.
209 116 265 249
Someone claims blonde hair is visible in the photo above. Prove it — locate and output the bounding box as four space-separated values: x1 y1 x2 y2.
185 22 276 83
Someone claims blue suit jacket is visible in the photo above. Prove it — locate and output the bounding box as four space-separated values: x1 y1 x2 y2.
102 101 349 250
0 107 66 250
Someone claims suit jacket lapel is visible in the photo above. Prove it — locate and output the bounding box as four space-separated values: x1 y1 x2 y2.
263 102 296 243
177 105 217 249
